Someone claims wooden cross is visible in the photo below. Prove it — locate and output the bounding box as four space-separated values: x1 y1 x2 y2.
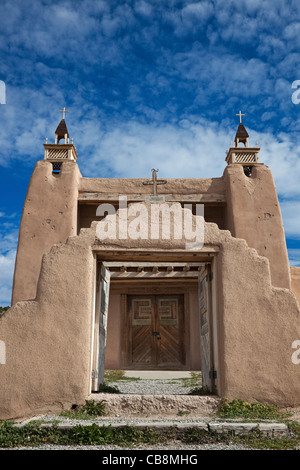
143 169 167 196
236 110 245 123
60 107 69 119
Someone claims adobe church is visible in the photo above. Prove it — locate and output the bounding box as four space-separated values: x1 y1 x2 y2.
0 110 300 420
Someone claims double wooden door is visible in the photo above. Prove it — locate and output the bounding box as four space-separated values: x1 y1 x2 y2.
126 294 185 369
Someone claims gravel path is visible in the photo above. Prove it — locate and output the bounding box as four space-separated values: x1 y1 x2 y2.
106 379 195 395
3 442 252 450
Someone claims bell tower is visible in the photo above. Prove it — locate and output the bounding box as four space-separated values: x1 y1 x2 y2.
224 112 290 289
225 111 260 173
44 108 78 174
11 109 81 305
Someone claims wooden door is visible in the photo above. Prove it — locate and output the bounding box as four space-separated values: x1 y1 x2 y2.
156 295 185 367
91 264 110 391
127 294 185 369
199 266 213 390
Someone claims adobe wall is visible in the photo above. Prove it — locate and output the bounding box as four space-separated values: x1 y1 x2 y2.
79 176 226 195
0 231 95 420
97 206 300 407
291 266 300 305
1 204 299 420
224 164 291 290
11 160 82 305
210 225 300 405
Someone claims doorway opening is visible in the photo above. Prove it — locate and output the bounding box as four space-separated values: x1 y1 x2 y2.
91 258 218 396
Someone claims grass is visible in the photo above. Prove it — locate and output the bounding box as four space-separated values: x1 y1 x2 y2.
179 371 202 388
218 398 291 421
0 421 175 448
183 425 300 450
0 419 299 449
60 400 106 419
104 370 140 382
179 371 217 396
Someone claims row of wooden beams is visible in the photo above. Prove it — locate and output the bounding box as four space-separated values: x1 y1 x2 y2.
110 271 199 279
103 261 204 279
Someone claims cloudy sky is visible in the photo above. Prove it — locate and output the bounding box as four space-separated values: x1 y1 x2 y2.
1 0 300 305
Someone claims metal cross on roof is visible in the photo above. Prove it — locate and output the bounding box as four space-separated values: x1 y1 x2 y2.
143 169 167 196
60 107 69 120
236 110 245 123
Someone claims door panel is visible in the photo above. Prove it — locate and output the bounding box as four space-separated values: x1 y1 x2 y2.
92 264 110 391
199 266 213 390
130 297 154 366
127 294 185 369
157 296 184 367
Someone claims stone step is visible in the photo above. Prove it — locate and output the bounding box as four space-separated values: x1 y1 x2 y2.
15 418 289 438
88 393 221 418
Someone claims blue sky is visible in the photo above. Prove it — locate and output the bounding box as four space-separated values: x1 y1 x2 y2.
1 0 300 305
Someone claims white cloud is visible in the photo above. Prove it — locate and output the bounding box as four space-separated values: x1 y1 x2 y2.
78 117 228 178
278 201 300 238
288 249 300 267
134 1 153 18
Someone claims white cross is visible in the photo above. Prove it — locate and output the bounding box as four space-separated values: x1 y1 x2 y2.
236 110 245 123
60 107 69 120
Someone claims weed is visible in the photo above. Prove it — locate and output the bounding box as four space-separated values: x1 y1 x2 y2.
60 400 106 419
104 370 140 382
0 420 299 450
218 399 289 420
70 423 112 445
287 421 300 438
180 372 202 388
98 383 120 394
188 386 217 396
183 427 229 445
234 430 299 450
177 410 191 416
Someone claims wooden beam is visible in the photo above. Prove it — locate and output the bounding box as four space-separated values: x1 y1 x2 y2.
79 192 226 204
102 262 205 268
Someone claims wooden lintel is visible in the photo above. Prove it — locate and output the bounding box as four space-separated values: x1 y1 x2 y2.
93 248 220 257
103 261 204 267
78 192 226 204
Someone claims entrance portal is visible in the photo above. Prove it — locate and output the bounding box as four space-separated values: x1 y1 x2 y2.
127 294 185 369
91 259 218 394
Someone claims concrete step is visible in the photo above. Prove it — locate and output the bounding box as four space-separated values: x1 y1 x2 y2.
16 417 289 438
88 393 221 419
